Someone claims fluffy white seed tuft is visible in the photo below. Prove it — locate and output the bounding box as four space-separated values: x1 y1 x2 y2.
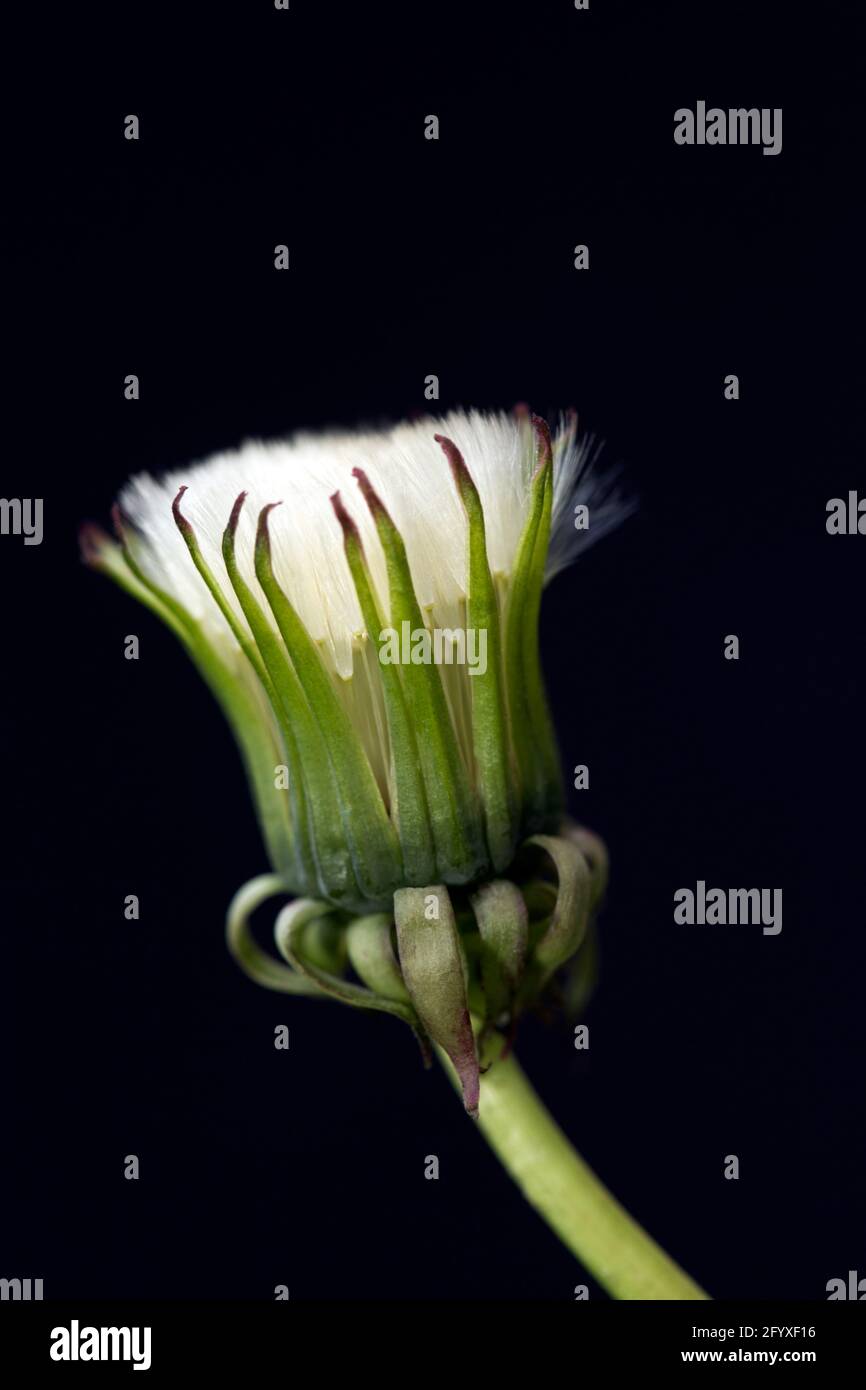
120 409 629 681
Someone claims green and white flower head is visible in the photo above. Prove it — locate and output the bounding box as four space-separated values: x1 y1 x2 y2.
82 407 622 1114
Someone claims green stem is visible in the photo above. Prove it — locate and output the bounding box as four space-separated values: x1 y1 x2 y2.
439 1035 709 1300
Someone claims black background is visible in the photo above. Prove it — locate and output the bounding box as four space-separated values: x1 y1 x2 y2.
2 0 863 1301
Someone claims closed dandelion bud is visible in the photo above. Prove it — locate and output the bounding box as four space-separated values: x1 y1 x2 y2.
80 409 628 1112
80 408 710 1301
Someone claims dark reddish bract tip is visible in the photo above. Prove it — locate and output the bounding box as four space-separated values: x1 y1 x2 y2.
79 522 109 568
458 1050 481 1118
434 432 476 497
255 500 283 552
531 412 553 475
225 490 248 539
171 485 193 535
330 490 360 543
352 467 391 522
110 502 127 541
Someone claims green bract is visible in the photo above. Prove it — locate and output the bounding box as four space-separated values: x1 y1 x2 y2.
82 410 612 1112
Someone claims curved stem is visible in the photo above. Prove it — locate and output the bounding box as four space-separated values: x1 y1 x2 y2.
439 1035 709 1300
